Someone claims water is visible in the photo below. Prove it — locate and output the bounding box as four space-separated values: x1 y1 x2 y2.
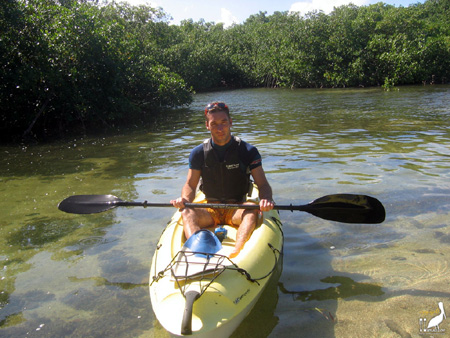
1 86 449 337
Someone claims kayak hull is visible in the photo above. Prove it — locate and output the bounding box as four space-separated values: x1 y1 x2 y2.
149 186 283 336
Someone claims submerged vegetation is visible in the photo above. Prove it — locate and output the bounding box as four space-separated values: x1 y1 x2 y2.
1 0 449 142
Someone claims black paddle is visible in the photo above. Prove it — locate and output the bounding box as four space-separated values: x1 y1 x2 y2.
58 193 385 224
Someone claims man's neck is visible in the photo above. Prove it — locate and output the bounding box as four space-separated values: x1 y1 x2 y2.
211 136 233 150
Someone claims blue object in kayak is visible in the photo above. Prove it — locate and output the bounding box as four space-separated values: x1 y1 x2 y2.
184 229 222 257
214 226 227 242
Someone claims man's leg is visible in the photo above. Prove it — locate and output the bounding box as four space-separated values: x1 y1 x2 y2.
229 205 258 258
181 208 215 239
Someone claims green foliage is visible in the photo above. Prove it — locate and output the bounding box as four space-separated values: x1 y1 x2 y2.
1 0 448 143
382 77 398 91
0 0 192 142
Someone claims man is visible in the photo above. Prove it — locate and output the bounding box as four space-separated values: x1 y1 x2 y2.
171 102 274 258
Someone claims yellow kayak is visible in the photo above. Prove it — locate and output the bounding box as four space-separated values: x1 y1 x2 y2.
149 185 283 337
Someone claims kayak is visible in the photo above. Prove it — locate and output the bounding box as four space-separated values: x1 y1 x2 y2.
149 184 284 337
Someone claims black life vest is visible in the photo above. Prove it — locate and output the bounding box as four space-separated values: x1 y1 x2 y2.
200 136 250 202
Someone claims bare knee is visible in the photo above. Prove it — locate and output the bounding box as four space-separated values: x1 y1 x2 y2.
181 208 214 239
242 209 258 223
180 207 195 220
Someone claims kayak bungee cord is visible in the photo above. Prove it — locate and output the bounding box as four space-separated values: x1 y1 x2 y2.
150 241 282 294
150 216 285 292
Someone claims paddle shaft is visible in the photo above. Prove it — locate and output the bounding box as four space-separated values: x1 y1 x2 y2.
115 200 306 211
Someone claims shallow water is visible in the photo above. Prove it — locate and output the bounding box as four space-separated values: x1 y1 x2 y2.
1 85 449 337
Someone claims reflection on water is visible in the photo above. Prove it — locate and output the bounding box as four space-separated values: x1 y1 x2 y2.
0 85 449 337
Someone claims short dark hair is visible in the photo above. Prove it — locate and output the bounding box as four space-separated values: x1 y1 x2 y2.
204 102 230 119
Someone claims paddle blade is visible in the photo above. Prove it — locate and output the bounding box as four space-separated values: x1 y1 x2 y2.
58 195 122 214
301 194 386 224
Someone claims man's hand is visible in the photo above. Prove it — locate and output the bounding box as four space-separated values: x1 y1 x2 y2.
259 199 274 212
170 197 188 209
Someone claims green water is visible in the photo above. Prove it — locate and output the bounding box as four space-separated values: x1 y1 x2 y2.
1 86 449 337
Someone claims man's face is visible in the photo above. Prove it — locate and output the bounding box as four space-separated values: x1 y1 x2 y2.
205 110 232 146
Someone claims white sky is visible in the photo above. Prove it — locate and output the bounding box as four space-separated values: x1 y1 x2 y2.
121 0 426 27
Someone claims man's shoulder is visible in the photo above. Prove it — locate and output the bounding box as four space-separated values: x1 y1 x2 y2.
191 142 205 154
236 138 258 154
193 142 205 150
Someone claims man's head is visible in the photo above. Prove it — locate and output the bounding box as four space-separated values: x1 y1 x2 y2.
204 101 232 146
204 102 230 120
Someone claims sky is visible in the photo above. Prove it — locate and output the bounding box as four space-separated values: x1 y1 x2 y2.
122 0 426 27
